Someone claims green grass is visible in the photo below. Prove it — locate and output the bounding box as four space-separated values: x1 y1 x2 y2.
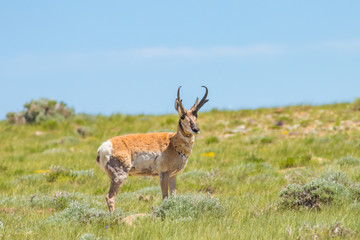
1 103 360 239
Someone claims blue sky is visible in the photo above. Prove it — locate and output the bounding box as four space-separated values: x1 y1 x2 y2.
1 1 360 119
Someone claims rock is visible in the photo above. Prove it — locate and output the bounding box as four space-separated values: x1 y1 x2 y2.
33 131 44 136
231 125 246 133
121 213 149 226
76 127 87 137
275 121 284 126
274 108 283 114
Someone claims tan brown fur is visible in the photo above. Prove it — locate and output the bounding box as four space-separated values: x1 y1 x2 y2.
111 132 173 159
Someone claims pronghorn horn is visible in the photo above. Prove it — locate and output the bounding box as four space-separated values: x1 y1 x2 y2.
191 86 209 114
175 86 186 115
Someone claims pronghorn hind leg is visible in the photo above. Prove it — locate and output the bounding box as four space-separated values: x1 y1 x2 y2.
160 171 169 199
169 176 176 196
105 157 129 213
106 179 124 213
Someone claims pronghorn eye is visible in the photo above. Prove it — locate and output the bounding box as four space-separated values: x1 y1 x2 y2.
180 114 186 120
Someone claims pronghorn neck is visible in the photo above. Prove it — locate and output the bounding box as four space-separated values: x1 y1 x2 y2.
172 121 195 158
178 119 193 138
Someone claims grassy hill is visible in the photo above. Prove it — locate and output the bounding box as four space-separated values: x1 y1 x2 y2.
1 102 360 239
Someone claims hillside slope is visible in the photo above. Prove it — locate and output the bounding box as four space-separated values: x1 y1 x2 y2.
1 103 360 239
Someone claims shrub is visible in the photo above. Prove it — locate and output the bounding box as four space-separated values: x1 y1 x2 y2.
45 165 94 183
352 98 360 111
284 168 313 185
178 170 207 180
17 174 44 183
42 147 67 155
29 192 74 210
246 136 273 145
276 116 293 125
75 114 97 125
205 136 220 145
259 136 274 144
6 98 74 124
244 152 265 163
80 234 99 240
69 169 95 178
134 186 161 196
198 169 220 194
320 171 351 187
278 183 306 209
336 155 360 166
279 178 350 209
46 166 68 182
47 201 124 225
6 112 26 124
0 165 7 172
76 126 94 137
58 136 80 145
53 191 71 210
41 119 58 130
304 179 349 205
29 194 53 209
279 157 296 169
280 171 358 209
348 183 360 201
295 222 354 239
152 194 226 221
278 154 312 169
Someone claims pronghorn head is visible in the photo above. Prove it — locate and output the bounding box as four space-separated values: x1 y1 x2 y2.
175 86 209 135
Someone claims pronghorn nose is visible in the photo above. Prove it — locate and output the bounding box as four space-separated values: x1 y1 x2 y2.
192 127 200 134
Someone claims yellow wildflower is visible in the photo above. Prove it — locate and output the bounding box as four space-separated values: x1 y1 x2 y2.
201 152 215 158
35 170 51 173
282 131 289 135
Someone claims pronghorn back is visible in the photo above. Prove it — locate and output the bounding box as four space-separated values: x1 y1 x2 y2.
111 132 174 155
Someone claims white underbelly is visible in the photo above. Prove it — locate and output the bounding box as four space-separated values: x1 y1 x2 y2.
130 151 162 176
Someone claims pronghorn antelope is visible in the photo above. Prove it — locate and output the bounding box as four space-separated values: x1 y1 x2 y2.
96 86 209 212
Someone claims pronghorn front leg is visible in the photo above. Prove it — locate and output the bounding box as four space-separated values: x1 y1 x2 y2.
169 176 176 196
160 171 169 199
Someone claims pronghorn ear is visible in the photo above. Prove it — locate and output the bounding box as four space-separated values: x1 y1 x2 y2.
175 99 186 116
